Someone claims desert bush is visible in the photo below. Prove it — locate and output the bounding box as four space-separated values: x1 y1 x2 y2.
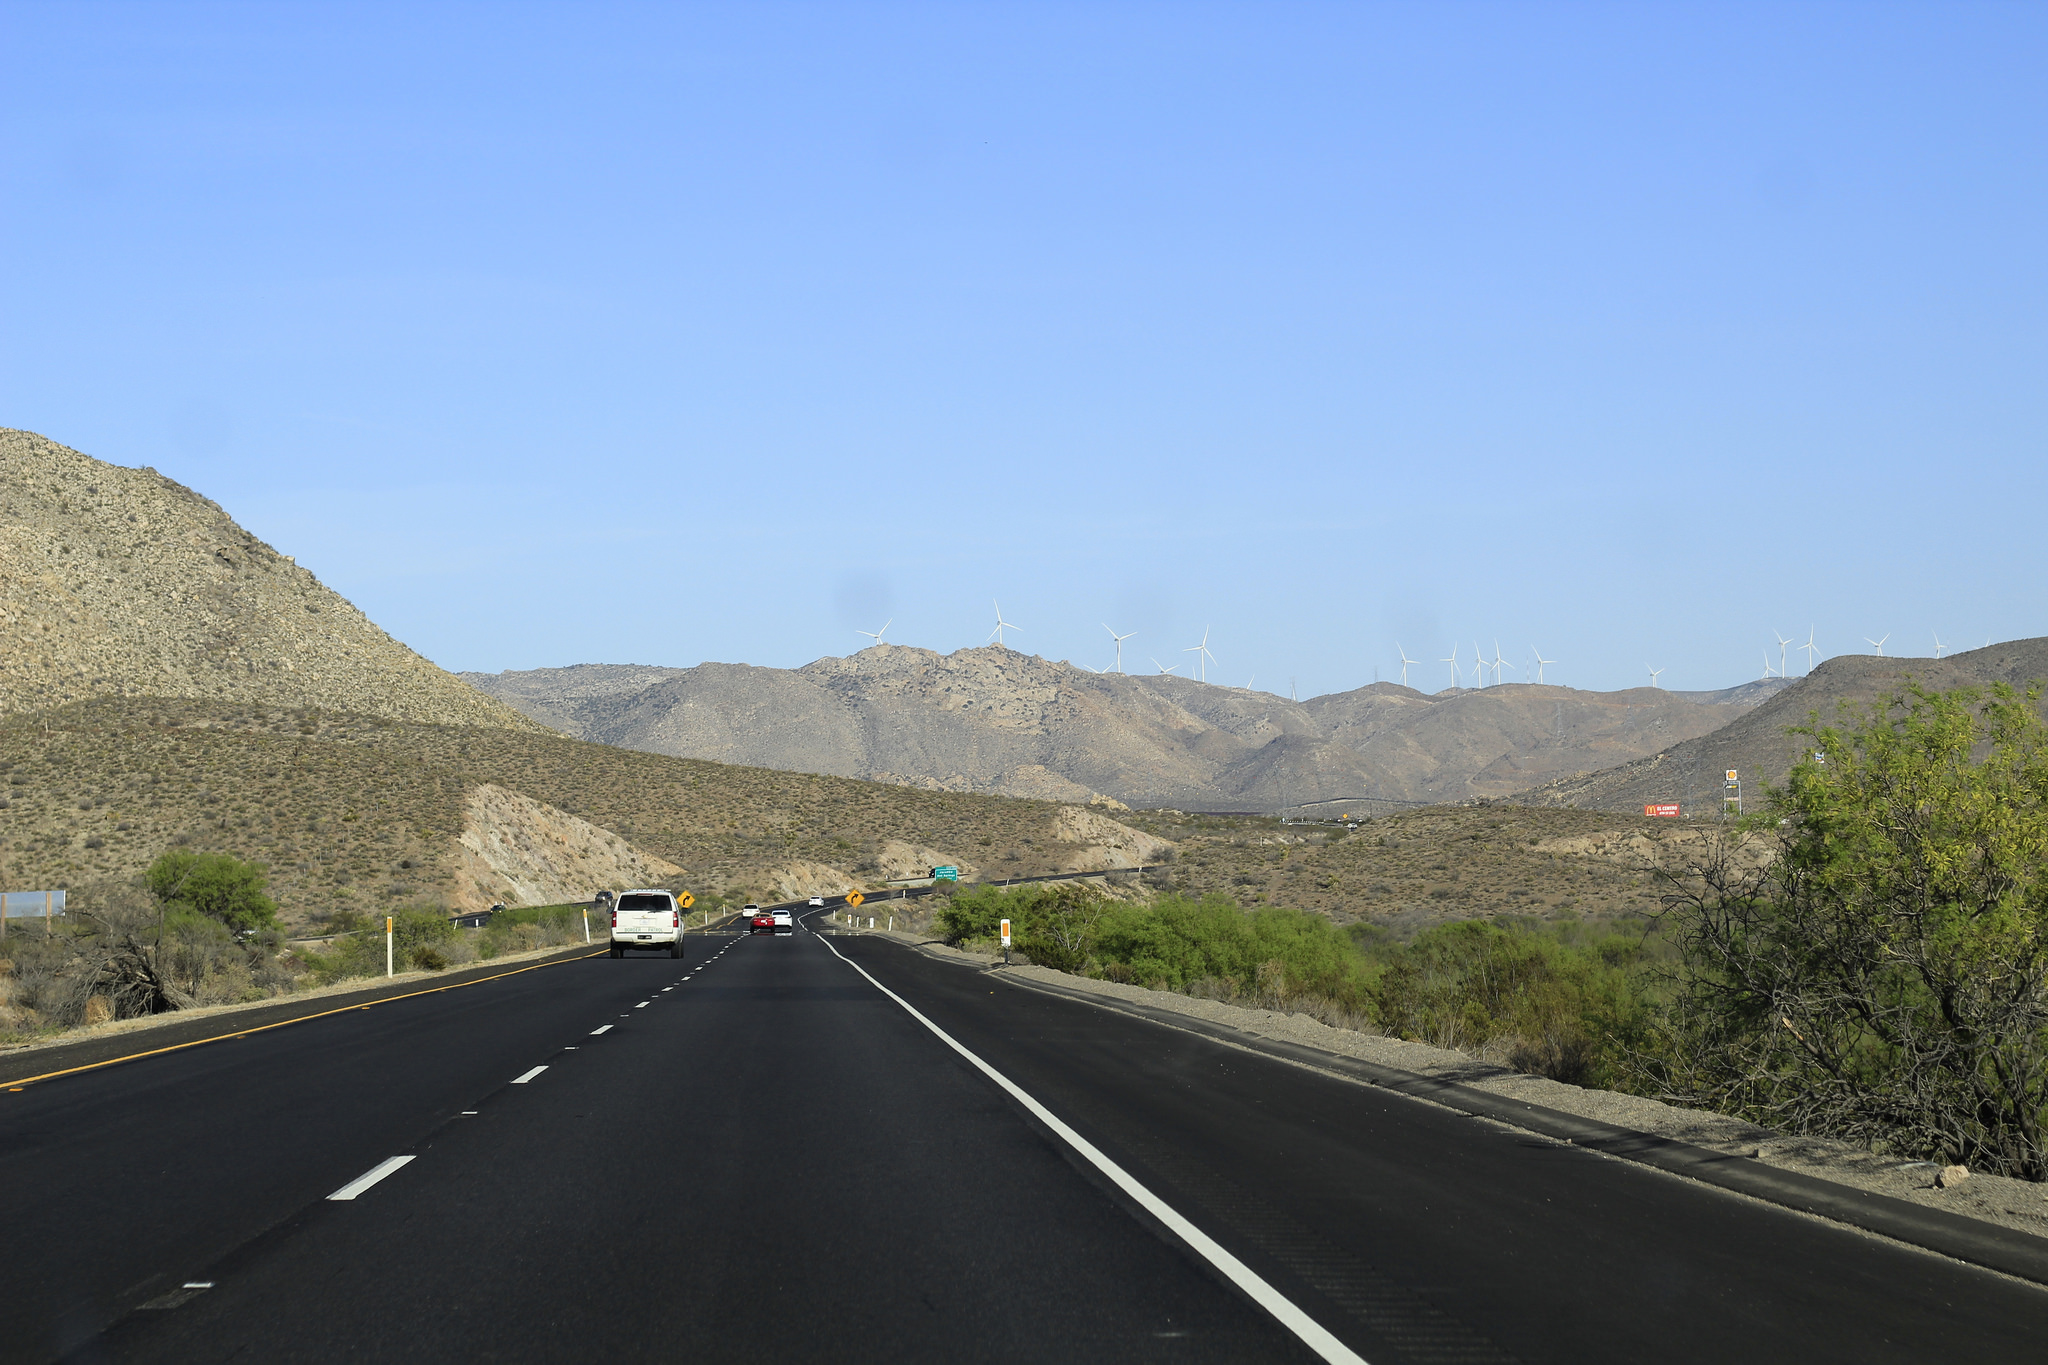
1092 894 1377 1014
1366 918 1654 1087
476 903 588 959
1648 683 2048 1178
144 849 278 931
301 905 457 982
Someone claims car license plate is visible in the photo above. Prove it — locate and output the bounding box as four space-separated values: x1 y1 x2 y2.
638 934 651 939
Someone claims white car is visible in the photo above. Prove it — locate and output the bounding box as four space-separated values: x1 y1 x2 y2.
772 907 794 933
807 897 826 909
608 889 684 959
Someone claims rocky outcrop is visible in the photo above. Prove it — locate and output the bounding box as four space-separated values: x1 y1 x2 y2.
454 783 683 909
1046 807 1174 871
0 428 545 732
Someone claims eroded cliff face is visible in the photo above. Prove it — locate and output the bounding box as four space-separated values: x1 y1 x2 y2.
0 428 544 731
1047 807 1174 872
454 783 684 910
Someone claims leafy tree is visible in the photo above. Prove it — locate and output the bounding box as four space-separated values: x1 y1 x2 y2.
1653 682 2048 1178
144 849 279 933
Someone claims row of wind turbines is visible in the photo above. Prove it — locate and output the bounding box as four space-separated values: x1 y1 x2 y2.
853 609 1987 698
857 606 1230 683
1389 641 1559 690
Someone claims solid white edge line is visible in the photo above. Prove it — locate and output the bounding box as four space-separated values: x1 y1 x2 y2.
327 1154 417 1201
511 1065 548 1084
813 928 1368 1365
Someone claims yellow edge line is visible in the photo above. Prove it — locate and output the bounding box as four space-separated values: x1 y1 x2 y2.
4 948 609 1091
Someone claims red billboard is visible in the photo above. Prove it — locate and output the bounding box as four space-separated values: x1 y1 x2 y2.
1644 803 1681 818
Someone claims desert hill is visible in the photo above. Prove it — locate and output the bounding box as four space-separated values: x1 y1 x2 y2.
0 428 541 732
0 696 1171 927
464 648 1792 810
1516 638 2048 815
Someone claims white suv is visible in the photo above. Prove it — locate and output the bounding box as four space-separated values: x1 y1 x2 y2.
608 889 685 959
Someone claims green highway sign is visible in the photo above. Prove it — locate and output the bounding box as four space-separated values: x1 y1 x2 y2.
932 866 960 881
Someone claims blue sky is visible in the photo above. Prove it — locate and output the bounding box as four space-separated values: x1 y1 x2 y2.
4 1 2042 696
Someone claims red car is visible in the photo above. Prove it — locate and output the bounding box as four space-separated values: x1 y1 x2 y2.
747 904 774 935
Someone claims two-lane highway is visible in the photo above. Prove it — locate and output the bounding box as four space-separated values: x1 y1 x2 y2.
8 916 2048 1363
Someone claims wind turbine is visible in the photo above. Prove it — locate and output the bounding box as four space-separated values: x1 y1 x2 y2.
1150 657 1181 675
1473 641 1488 688
1183 627 1216 683
987 601 1020 648
1801 627 1819 673
1440 643 1460 690
1761 651 1775 681
1396 643 1419 687
1932 631 1946 659
1530 648 1554 684
1490 641 1515 685
1774 630 1792 678
1647 665 1665 689
1864 633 1889 657
856 619 892 647
1102 624 1136 673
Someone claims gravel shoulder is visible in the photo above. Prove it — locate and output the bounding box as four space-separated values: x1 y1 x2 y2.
859 928 2048 1244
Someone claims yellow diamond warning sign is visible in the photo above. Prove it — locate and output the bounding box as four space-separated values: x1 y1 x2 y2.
847 891 865 907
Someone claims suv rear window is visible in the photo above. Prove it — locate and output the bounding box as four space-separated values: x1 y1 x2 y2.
617 893 671 912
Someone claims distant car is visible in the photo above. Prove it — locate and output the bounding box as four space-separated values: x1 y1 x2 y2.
609 889 684 959
807 897 826 909
746 904 774 935
772 907 794 933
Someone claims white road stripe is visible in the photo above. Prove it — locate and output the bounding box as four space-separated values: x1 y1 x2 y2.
816 935 1368 1365
511 1065 548 1084
635 1001 649 1008
327 1154 417 1201
591 1025 613 1035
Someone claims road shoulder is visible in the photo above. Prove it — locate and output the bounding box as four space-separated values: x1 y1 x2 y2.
836 924 2048 1285
0 941 610 1087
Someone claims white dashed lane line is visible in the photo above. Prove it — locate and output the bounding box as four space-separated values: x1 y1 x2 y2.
635 1002 649 1009
591 1025 613 1035
327 1155 416 1201
511 1066 548 1085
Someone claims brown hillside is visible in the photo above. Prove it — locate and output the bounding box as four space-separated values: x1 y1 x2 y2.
1124 804 1709 931
1514 638 2048 815
0 428 542 732
462 648 1789 810
0 697 1168 928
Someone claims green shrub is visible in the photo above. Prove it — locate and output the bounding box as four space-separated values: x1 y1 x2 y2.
1366 918 1656 1087
1092 894 1377 1011
144 849 278 931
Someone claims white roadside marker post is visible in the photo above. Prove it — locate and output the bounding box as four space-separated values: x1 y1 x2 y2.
1000 918 1011 967
583 908 591 943
385 916 394 977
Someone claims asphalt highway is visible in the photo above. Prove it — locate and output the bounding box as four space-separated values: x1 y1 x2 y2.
7 918 2048 1363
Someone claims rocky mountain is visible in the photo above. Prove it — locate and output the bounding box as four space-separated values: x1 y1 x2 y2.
1515 638 2048 815
463 647 1793 810
0 428 541 732
0 431 1173 926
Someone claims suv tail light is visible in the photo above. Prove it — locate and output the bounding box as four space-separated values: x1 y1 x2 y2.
672 911 680 927
609 909 617 927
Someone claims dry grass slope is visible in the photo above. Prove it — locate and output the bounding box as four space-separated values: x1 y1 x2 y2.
0 427 544 732
1125 804 1690 931
0 697 1138 928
